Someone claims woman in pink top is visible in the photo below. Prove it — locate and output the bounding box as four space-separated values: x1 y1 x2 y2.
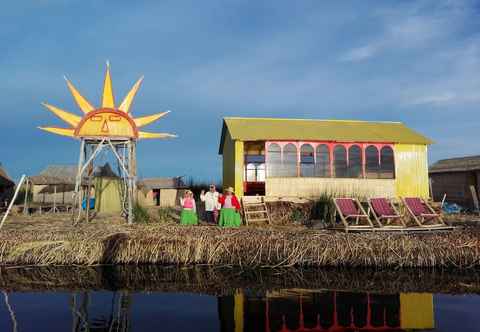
180 190 198 225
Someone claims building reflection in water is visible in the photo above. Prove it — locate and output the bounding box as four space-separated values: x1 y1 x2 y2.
218 290 434 332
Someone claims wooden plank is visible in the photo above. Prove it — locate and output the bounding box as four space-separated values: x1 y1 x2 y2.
470 185 479 213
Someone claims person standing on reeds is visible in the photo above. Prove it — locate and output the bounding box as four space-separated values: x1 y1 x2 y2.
200 184 220 224
218 187 242 227
180 190 198 225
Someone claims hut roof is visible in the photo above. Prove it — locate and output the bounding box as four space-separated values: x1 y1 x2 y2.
429 155 480 173
31 163 119 185
137 177 186 190
219 117 433 153
0 163 14 186
30 165 77 185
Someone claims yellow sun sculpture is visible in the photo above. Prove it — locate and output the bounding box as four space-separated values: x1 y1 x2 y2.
39 63 175 140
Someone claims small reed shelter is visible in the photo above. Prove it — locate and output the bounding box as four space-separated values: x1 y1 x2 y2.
219 117 433 199
137 177 187 208
30 165 76 206
0 163 14 207
429 155 480 210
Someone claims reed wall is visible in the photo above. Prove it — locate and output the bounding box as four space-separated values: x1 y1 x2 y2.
266 178 396 198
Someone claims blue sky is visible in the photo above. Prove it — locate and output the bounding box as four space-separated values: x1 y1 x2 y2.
1 0 480 182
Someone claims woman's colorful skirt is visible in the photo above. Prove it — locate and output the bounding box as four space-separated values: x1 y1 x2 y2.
218 208 242 227
180 209 198 225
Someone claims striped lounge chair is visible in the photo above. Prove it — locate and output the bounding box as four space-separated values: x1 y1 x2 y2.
333 198 374 232
368 198 406 229
402 197 446 228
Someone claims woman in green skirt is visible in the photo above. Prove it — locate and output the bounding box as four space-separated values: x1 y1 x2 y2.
218 187 242 227
180 190 198 225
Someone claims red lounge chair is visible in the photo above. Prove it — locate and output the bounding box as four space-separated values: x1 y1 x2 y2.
368 198 406 229
402 197 445 227
333 198 374 232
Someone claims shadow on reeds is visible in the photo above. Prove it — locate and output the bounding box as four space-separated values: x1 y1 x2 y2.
1 265 480 295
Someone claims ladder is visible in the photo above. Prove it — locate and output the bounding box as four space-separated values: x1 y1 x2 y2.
242 196 270 225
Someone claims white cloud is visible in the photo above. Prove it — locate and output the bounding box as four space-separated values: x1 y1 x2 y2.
339 44 378 62
409 92 457 105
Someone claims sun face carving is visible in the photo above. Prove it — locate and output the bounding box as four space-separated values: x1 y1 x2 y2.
39 63 175 140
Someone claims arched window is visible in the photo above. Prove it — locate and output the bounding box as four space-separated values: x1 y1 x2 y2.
348 145 362 178
300 144 314 177
246 163 256 182
380 146 395 179
267 143 281 177
365 145 380 179
283 143 298 177
315 144 330 177
334 145 347 178
257 163 265 182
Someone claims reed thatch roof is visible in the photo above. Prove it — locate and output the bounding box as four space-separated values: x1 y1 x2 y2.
429 155 480 173
137 177 186 190
31 163 118 186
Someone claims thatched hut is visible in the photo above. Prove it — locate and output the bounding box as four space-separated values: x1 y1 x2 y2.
219 117 433 198
30 165 76 205
137 177 186 207
429 155 480 209
0 163 14 206
30 163 122 212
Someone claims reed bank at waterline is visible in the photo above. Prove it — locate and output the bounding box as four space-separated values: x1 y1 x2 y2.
0 218 479 268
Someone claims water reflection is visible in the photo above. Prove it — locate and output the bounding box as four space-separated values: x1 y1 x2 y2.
219 290 433 332
71 292 131 332
0 266 479 331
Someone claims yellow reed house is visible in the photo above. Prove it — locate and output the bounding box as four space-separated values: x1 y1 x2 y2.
219 117 433 198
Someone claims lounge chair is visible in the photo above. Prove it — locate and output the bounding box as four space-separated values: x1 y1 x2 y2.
402 197 446 228
368 198 406 229
333 198 374 232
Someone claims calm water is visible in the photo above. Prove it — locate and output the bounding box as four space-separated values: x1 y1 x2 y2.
0 267 479 332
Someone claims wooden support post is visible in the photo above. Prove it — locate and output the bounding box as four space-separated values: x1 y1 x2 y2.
470 185 479 214
53 185 57 213
73 139 86 225
127 140 134 224
23 178 29 215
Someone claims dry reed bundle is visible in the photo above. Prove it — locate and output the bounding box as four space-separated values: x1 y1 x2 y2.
0 215 479 268
266 201 313 225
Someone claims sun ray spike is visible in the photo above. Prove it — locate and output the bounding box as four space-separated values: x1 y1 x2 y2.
134 111 170 127
102 61 115 108
119 76 144 113
64 76 95 114
138 131 177 139
38 126 76 138
42 103 81 127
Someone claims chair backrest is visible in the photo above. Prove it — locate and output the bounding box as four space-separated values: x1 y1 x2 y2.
335 198 359 216
371 198 396 216
404 197 427 216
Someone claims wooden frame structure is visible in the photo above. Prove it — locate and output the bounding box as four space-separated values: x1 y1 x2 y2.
368 197 406 229
332 198 374 232
72 137 137 224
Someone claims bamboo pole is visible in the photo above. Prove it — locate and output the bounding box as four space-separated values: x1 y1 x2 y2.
0 175 26 230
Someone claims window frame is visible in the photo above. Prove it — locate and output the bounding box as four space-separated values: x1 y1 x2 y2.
264 141 395 179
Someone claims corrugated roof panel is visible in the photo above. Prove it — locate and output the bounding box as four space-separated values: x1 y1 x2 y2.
221 117 432 149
